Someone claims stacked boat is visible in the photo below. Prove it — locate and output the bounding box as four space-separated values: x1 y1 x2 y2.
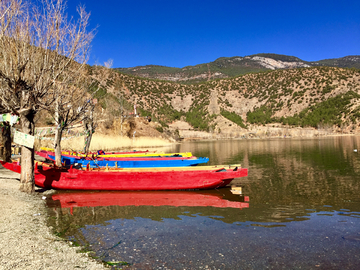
36 149 208 168
0 147 248 191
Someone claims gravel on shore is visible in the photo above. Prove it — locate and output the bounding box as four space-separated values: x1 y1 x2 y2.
0 166 107 270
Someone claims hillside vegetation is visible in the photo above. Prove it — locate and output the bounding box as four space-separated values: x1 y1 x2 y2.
86 60 360 139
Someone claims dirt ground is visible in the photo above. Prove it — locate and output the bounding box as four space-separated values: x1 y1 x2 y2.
0 166 106 270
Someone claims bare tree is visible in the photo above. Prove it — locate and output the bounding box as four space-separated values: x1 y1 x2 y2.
50 79 95 166
103 58 113 69
0 0 94 193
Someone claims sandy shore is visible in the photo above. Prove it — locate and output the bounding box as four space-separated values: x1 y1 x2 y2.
0 166 106 270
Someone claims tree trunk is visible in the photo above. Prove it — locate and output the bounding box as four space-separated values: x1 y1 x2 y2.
19 113 35 194
54 128 63 166
1 122 12 162
83 108 94 154
83 124 93 154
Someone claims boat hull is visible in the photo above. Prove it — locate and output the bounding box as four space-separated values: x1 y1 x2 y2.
0 161 248 191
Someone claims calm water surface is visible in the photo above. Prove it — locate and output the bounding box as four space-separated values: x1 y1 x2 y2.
46 137 360 269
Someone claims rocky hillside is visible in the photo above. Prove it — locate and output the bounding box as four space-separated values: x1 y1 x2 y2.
114 54 360 84
87 64 360 139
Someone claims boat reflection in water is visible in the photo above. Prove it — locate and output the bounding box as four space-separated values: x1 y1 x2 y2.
46 189 251 269
49 190 249 212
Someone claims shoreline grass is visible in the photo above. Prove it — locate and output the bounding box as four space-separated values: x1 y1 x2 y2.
37 134 175 152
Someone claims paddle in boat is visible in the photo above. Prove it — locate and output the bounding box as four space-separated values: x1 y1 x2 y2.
0 160 248 191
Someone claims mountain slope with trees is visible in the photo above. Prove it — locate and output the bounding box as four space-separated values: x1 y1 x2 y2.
88 64 360 137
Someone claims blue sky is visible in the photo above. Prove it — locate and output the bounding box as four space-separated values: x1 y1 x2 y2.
67 0 360 68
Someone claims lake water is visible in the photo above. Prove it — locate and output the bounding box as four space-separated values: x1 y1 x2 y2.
46 137 360 269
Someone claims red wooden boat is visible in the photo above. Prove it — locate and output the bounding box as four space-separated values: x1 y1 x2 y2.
51 191 250 209
0 161 248 191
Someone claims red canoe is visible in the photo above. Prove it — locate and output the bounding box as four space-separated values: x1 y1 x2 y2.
51 191 250 209
0 161 248 191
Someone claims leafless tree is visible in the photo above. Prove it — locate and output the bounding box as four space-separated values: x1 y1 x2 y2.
0 0 94 193
49 78 95 166
103 58 113 69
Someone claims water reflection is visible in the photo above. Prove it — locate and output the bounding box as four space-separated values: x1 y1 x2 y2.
49 190 249 210
47 189 250 225
174 137 360 214
46 137 360 269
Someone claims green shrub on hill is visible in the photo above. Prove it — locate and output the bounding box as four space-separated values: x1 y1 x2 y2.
87 80 109 109
137 107 152 117
247 106 274 125
156 104 185 123
186 106 210 131
299 91 360 127
280 91 360 128
220 109 247 128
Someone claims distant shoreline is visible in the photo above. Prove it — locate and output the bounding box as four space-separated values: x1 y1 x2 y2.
180 132 358 142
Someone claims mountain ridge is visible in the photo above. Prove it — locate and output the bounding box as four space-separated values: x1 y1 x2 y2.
114 54 360 84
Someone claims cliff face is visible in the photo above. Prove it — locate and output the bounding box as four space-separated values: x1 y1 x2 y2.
250 56 310 69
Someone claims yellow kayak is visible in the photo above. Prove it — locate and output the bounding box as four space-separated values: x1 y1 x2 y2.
86 164 242 172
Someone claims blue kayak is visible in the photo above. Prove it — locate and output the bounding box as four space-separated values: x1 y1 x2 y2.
45 154 209 168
